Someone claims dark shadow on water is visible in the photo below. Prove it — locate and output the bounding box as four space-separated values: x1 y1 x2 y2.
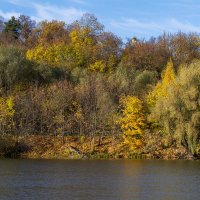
3 141 31 158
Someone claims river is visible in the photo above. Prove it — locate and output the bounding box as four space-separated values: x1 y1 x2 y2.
0 159 199 200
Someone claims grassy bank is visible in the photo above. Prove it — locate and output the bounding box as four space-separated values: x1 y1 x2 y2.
0 135 195 160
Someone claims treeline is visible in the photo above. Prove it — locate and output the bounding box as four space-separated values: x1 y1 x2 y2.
0 14 200 156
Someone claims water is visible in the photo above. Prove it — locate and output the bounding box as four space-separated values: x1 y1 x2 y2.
0 159 200 200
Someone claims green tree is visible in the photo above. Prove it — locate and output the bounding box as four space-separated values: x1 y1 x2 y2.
4 16 21 39
134 70 158 98
0 45 53 90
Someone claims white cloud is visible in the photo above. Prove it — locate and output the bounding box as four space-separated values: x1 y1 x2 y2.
0 10 21 19
111 18 200 34
6 0 24 6
4 0 85 23
70 0 86 5
162 0 200 9
111 18 162 32
168 18 200 32
32 3 85 22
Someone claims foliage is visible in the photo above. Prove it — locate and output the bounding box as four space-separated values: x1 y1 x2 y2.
118 96 145 150
0 96 15 133
146 58 175 107
18 15 36 43
27 43 69 67
134 70 158 97
149 61 200 154
121 38 169 73
4 16 21 39
0 46 34 89
1 13 200 157
157 32 200 68
26 20 69 67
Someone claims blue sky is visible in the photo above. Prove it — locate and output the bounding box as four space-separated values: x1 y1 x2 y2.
1 0 200 41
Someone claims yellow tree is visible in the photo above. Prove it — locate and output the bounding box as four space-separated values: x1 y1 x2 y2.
89 60 105 73
118 96 145 150
26 16 122 74
37 20 67 44
0 96 15 133
27 43 69 67
147 58 175 107
69 26 96 68
26 20 69 67
27 24 96 70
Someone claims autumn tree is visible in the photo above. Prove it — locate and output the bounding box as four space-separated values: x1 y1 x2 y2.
134 70 158 98
26 20 69 67
0 96 15 134
91 32 122 73
146 58 175 107
149 61 200 155
18 15 36 44
69 26 95 68
72 13 104 37
118 96 145 150
157 32 200 68
121 37 169 73
26 15 102 70
26 14 122 74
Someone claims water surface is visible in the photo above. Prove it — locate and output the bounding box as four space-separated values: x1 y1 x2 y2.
0 159 199 200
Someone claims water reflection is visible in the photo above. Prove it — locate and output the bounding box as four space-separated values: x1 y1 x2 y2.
0 159 199 200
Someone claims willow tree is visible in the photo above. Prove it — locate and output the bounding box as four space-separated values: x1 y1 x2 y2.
149 61 200 154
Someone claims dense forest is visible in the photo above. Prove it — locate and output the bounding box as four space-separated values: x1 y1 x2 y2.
0 14 200 159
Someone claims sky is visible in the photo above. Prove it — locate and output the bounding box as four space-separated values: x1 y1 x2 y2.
1 0 200 41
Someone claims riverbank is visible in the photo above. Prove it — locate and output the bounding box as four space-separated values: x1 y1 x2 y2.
0 135 195 160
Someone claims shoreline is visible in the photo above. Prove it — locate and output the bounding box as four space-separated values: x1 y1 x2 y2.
0 135 196 160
